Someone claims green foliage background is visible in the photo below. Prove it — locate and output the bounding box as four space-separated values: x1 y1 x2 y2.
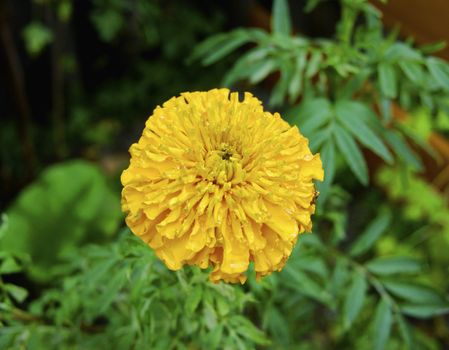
1 0 449 349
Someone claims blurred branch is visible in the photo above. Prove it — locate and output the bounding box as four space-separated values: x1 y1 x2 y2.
0 0 36 178
47 5 66 159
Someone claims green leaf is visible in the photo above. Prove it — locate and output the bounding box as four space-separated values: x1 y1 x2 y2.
0 257 22 274
335 100 393 163
419 41 446 54
185 287 203 314
373 299 393 350
379 98 392 123
308 128 331 152
58 0 73 22
231 315 270 345
366 257 421 276
427 57 449 91
343 272 367 330
207 325 224 350
272 0 292 36
203 303 218 330
383 281 444 304
320 140 336 184
269 60 293 106
22 22 53 56
222 52 255 86
350 210 392 257
396 314 413 349
304 0 321 12
91 9 124 42
292 98 332 136
249 58 277 84
337 70 370 100
384 130 423 171
384 43 422 61
305 51 322 78
401 303 449 319
202 34 251 66
4 283 28 303
399 61 424 85
283 266 333 306
288 52 307 102
0 214 8 241
378 63 397 98
0 161 122 282
333 125 369 185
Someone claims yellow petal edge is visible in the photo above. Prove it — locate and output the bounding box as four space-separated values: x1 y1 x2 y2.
121 88 324 283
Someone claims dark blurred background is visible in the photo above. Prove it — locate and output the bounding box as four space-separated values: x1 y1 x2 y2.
0 0 346 208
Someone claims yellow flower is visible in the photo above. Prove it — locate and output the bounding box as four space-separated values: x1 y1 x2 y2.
121 88 323 283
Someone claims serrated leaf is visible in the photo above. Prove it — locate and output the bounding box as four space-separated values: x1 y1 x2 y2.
427 57 449 91
383 281 444 304
333 125 369 185
343 272 367 330
335 100 393 163
272 0 292 36
373 299 392 350
378 63 397 98
350 210 391 257
366 256 421 276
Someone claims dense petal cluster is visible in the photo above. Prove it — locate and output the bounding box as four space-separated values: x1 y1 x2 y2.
121 89 323 283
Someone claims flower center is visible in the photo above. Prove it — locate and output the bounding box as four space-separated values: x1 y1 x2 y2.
219 145 233 161
204 143 245 186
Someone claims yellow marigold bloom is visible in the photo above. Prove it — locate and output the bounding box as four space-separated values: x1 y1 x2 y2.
121 88 323 283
